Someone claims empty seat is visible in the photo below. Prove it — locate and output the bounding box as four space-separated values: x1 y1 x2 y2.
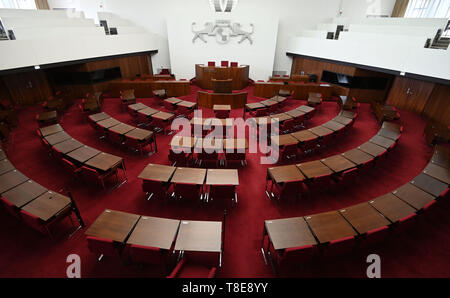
87 236 121 261
322 236 355 258
221 61 229 67
0 196 21 219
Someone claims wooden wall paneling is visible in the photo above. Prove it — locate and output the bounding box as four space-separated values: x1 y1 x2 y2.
386 76 435 114
0 78 12 103
290 57 356 81
422 84 450 126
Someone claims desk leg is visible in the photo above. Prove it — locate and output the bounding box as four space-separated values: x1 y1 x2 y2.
261 225 268 265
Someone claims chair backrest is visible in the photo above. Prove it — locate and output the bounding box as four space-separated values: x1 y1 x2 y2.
325 236 355 257
230 62 238 67
125 135 140 148
20 209 46 234
61 158 78 173
209 185 235 199
52 147 63 161
80 166 100 183
281 119 295 131
341 167 358 180
255 108 268 117
163 101 175 111
109 130 123 144
86 236 118 257
169 150 189 165
215 110 230 119
281 143 298 156
221 61 229 67
127 244 163 265
366 225 389 245
0 196 21 219
281 244 315 265
174 183 201 200
208 61 215 67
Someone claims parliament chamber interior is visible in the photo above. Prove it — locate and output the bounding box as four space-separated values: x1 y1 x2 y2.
0 0 449 280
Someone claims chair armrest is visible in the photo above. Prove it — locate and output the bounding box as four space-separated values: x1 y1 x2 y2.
208 267 217 278
167 258 186 278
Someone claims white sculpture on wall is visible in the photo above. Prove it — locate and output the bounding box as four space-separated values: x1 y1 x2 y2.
192 20 254 44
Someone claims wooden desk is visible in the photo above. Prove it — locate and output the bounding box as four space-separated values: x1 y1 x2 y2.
97 118 121 129
271 134 298 147
340 110 357 119
245 102 265 111
271 96 287 103
322 120 345 132
296 105 314 113
223 139 248 151
264 217 317 250
175 220 222 253
309 126 333 137
125 128 154 142
22 191 71 221
138 164 176 182
170 136 197 150
261 99 278 108
307 94 322 106
370 135 395 149
213 104 231 112
206 169 239 185
2 180 47 208
0 170 29 194
127 103 148 112
285 109 305 118
358 142 386 157
127 216 181 250
0 149 6 160
109 123 135 135
85 209 140 243
305 211 356 244
291 130 317 142
297 160 333 179
138 107 159 117
85 152 123 172
164 97 182 105
177 101 197 109
196 138 223 152
53 138 83 154
171 167 206 185
0 159 14 175
393 183 436 210
212 79 233 93
333 116 352 126
38 111 57 123
377 128 401 141
422 163 450 184
88 112 110 123
195 64 249 90
382 122 401 132
67 146 100 164
341 149 373 165
270 113 292 123
152 111 175 122
268 165 304 183
369 193 416 223
410 173 448 197
321 155 356 173
339 202 390 234
44 131 71 145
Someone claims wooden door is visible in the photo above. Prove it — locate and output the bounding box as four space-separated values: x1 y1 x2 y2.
386 77 435 114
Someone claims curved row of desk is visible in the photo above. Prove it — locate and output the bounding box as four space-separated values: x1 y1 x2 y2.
262 144 449 275
266 121 402 200
85 208 223 277
0 148 82 238
87 112 157 155
36 124 127 190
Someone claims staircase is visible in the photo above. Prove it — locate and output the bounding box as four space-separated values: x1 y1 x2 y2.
430 36 450 49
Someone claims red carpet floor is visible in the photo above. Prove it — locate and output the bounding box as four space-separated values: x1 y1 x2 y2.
1 84 449 278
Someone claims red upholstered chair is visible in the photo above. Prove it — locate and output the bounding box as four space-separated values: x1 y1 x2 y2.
306 173 334 194
20 209 47 235
323 236 355 258
125 136 151 155
208 185 237 205
167 258 217 278
421 199 437 220
361 225 390 249
271 180 304 201
137 112 151 126
196 150 220 167
142 179 170 200
169 149 190 166
208 61 215 67
396 213 417 234
87 236 121 261
271 244 317 275
293 114 305 130
257 80 265 82
221 61 229 67
359 157 375 173
319 132 334 149
250 108 268 117
177 106 193 119
301 138 317 155
51 146 64 162
108 130 124 145
0 197 21 219
163 101 176 112
127 105 138 118
280 119 295 134
224 152 247 167
337 167 359 189
61 158 81 176
173 183 202 201
268 104 279 114
230 62 238 67
80 166 118 190
214 110 230 119
126 244 166 267
280 144 298 162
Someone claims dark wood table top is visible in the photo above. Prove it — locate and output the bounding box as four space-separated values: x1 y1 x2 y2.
291 130 317 142
125 128 153 141
171 167 206 185
358 142 386 157
393 183 436 210
38 110 57 121
40 124 63 137
97 118 121 129
152 111 175 121
138 163 176 182
0 159 14 175
206 169 239 186
89 112 110 122
341 148 373 165
309 126 333 137
44 131 71 145
340 110 356 119
369 193 416 223
52 138 84 154
297 160 333 179
85 152 123 172
2 180 47 208
333 116 352 125
261 99 278 107
174 220 222 252
138 107 159 116
296 105 314 113
196 137 223 151
271 96 287 103
128 103 148 111
67 146 101 164
308 92 322 98
85 209 140 243
321 155 356 173
322 120 345 132
377 128 401 140
127 216 181 250
245 102 265 110
285 109 305 118
271 134 298 147
370 135 395 149
307 97 322 104
0 170 29 194
339 202 390 234
165 97 182 104
382 122 401 132
422 162 450 184
305 210 357 244
190 118 212 126
177 101 197 108
268 165 304 183
270 113 292 122
265 217 317 250
22 191 71 221
209 118 234 127
109 123 136 135
410 173 448 197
